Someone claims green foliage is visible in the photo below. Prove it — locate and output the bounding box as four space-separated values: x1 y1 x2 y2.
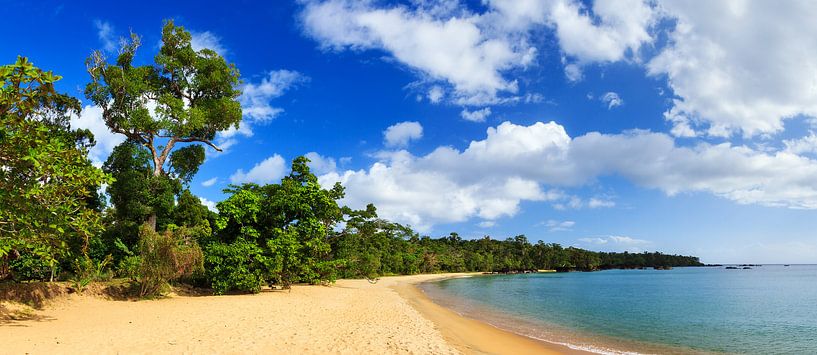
173 189 213 233
70 254 113 291
103 141 179 242
0 56 110 267
204 239 268 294
206 156 344 292
169 146 205 183
9 252 58 282
137 224 204 296
85 20 242 230
113 238 140 281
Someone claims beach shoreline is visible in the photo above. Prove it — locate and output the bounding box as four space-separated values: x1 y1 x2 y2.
1 273 585 354
394 274 590 354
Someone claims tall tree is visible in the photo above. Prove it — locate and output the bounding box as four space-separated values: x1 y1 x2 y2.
0 57 110 274
85 20 242 230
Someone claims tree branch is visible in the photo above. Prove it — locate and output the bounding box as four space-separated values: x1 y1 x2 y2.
175 137 222 152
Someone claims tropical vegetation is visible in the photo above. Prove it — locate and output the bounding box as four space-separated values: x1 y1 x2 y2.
0 21 702 296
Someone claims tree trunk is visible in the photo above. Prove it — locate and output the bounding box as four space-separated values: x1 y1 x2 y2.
146 156 165 232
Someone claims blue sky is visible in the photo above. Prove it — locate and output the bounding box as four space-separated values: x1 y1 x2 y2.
4 0 817 263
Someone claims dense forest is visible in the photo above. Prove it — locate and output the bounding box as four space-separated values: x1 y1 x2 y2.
0 21 701 296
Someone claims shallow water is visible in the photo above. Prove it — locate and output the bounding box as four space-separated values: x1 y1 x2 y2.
421 265 817 354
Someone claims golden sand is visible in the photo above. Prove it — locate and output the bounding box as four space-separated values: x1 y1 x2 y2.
1 274 582 354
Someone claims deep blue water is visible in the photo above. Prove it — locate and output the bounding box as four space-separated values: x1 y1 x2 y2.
421 266 817 354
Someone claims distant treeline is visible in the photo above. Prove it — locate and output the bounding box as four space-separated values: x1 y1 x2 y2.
332 214 703 278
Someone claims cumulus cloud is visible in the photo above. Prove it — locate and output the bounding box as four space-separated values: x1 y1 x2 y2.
300 0 535 105
199 197 219 213
383 121 423 148
547 0 656 63
299 0 659 102
70 105 126 167
648 1 817 137
94 20 117 52
317 120 817 231
230 154 287 184
600 92 623 109
305 152 338 175
460 107 492 122
190 31 227 56
784 132 817 156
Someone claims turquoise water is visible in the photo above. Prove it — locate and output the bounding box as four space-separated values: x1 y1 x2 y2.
421 266 817 354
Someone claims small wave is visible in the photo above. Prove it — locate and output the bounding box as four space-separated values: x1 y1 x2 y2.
531 336 650 355
475 318 649 355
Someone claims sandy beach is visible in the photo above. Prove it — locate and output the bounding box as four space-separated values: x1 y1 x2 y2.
0 274 583 354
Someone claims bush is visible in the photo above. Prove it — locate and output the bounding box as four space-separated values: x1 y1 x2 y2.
204 239 268 294
10 253 57 282
71 254 113 290
117 255 141 281
113 238 139 281
137 225 203 296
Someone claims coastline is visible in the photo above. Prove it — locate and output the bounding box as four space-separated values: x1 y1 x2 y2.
393 274 590 355
2 273 585 354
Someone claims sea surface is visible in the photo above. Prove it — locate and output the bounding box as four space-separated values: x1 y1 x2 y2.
420 265 817 354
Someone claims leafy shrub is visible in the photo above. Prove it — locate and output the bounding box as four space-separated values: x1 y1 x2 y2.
117 256 141 281
137 224 203 296
71 254 113 291
113 238 140 281
204 239 268 294
10 253 57 282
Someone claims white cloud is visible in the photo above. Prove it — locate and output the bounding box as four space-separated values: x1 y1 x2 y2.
648 1 817 137
547 0 656 63
588 197 615 208
600 92 623 109
577 235 650 252
299 0 659 103
383 121 423 148
300 0 534 105
564 63 582 82
201 177 218 187
230 155 287 184
200 197 219 213
70 105 126 167
784 132 817 155
427 86 444 103
478 220 497 228
305 152 338 175
94 20 117 52
460 107 492 122
240 70 307 122
214 70 307 154
190 31 226 56
317 120 817 231
545 219 575 232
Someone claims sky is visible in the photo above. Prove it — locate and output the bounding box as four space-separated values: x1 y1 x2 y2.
3 0 817 263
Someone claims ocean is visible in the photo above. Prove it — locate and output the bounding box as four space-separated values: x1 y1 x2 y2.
420 265 817 354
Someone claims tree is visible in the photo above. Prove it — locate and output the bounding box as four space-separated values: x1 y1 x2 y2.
0 57 110 278
85 20 242 230
207 156 346 292
102 141 179 247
